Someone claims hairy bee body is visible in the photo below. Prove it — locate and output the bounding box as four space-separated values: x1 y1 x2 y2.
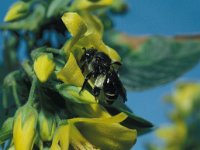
79 48 127 104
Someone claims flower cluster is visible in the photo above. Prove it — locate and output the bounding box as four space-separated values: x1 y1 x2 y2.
147 83 200 150
0 1 152 150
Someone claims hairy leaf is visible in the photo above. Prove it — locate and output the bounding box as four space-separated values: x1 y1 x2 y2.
115 36 200 90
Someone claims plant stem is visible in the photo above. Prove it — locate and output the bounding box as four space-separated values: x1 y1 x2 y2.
22 60 34 78
12 81 21 107
27 76 38 105
46 47 65 56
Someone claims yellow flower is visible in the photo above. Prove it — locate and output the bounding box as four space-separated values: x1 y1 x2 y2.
13 105 38 150
38 110 56 142
50 113 137 150
167 83 200 116
4 1 30 22
61 12 121 62
156 121 187 149
33 54 55 83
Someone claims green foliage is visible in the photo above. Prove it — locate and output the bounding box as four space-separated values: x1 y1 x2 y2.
118 37 200 90
0 117 13 144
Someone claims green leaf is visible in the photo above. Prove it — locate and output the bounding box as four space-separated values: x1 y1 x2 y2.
118 36 200 90
0 117 13 144
105 100 154 135
56 84 97 104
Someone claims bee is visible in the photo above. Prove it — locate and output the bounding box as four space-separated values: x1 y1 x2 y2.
79 47 127 104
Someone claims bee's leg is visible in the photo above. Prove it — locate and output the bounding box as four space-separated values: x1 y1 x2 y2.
80 62 86 73
111 61 122 73
112 61 122 66
93 87 101 99
79 71 94 94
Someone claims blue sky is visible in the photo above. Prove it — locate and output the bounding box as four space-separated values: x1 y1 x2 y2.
1 0 200 150
114 0 200 35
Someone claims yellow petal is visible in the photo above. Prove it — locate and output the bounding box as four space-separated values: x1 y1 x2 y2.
76 33 121 62
33 54 55 83
62 12 87 37
70 124 98 150
13 107 37 150
61 12 120 62
62 12 87 51
57 53 84 87
50 124 70 150
71 104 111 118
70 112 127 124
71 0 113 10
4 1 29 22
80 12 103 37
69 113 136 150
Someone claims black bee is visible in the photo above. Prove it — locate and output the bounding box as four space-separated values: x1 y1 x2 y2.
79 47 127 104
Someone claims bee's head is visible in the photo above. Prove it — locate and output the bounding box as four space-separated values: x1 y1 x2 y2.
80 47 97 63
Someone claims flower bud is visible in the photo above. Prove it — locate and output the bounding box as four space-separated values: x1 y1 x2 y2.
13 104 38 150
38 110 56 141
33 54 55 83
4 1 30 22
